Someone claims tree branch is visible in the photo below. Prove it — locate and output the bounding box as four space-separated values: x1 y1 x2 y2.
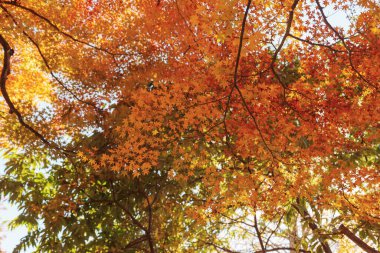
293 200 332 253
123 235 148 250
254 214 266 252
288 33 344 53
255 247 311 253
0 5 104 115
199 240 240 253
339 224 380 253
223 0 276 161
315 0 378 91
270 0 300 89
1 1 133 56
0 33 51 146
109 179 148 234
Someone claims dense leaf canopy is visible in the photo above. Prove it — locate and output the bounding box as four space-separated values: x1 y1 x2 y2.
0 0 379 252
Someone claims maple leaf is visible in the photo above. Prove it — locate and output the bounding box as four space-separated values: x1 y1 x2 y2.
0 0 379 252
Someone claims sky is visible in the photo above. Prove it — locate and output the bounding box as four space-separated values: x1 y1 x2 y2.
0 201 28 253
0 4 353 253
0 156 29 253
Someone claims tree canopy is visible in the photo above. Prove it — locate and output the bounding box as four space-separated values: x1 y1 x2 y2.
0 0 379 252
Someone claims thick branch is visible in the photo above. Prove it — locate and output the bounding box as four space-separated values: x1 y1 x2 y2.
0 34 50 145
339 225 380 253
138 181 156 253
0 5 103 115
109 180 148 234
254 214 266 252
293 201 332 253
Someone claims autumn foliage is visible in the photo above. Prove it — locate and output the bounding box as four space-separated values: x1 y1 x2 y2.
0 0 379 252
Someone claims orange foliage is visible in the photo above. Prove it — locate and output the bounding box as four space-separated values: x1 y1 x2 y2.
0 0 379 231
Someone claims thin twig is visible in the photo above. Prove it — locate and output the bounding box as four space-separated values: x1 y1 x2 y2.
315 0 378 91
224 0 276 160
0 5 104 115
1 1 133 56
